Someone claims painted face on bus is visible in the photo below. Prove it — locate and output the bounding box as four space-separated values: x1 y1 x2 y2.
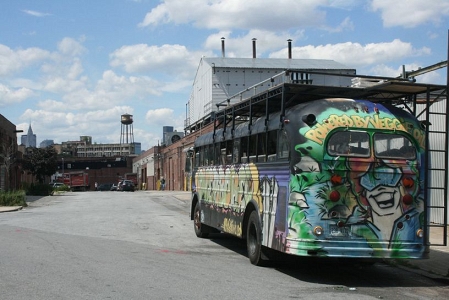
360 166 402 216
347 155 406 216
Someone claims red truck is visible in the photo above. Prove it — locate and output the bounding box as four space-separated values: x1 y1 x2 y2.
123 173 138 190
124 173 138 187
63 172 89 191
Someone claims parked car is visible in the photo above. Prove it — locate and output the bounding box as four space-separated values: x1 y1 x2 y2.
97 183 113 191
49 182 68 195
52 182 66 188
110 182 120 191
118 180 135 192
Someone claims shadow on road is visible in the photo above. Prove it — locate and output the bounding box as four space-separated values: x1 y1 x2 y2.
209 233 449 289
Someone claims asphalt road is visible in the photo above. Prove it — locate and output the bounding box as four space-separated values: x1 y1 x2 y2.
0 191 448 300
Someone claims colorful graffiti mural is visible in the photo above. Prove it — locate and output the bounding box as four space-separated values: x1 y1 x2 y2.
288 100 426 258
193 99 427 259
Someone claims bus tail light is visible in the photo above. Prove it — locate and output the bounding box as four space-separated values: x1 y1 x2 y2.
402 194 413 205
329 190 340 202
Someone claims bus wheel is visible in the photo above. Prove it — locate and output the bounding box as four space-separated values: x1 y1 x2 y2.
193 202 209 238
247 210 265 266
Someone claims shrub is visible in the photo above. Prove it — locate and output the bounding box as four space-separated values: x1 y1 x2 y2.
53 184 70 193
0 190 27 207
26 183 53 196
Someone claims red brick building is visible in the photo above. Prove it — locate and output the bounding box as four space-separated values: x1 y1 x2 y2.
133 123 214 191
0 114 22 191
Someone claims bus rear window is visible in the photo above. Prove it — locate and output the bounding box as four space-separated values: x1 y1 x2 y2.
327 131 370 157
374 133 416 159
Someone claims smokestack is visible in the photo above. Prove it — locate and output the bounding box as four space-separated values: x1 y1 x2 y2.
288 39 292 59
252 38 257 58
221 37 225 58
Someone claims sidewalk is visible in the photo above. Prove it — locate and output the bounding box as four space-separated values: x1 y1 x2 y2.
401 226 449 279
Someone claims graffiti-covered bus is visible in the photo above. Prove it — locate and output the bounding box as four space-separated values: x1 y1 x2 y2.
190 97 430 265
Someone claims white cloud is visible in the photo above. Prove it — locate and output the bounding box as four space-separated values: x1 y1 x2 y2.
43 75 86 94
22 10 52 17
0 84 34 106
131 128 161 151
0 44 50 76
56 70 160 110
355 62 445 85
57 37 87 57
109 43 201 79
145 108 175 126
0 37 89 105
36 99 68 111
138 0 354 31
368 64 402 78
269 39 431 68
322 17 354 33
371 0 449 28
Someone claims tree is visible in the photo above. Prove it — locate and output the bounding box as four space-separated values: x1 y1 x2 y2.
0 141 18 191
22 147 58 183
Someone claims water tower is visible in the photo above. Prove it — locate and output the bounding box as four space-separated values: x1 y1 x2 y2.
120 114 134 145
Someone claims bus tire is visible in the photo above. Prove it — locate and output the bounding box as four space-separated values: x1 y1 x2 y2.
247 210 265 266
193 202 209 238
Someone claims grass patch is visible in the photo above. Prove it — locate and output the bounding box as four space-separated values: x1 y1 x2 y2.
0 190 27 207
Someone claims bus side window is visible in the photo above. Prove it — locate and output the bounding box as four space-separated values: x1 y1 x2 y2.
241 136 248 163
214 143 220 165
226 140 233 164
233 138 240 164
267 130 277 162
185 150 192 173
204 145 209 166
199 147 204 166
207 144 214 165
278 130 289 159
249 134 257 163
194 149 200 167
257 132 266 162
220 141 227 165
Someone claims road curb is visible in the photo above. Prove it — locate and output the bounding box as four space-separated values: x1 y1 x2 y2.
0 206 23 213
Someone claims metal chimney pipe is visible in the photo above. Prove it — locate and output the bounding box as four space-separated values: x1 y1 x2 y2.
288 39 292 59
252 38 257 58
221 37 225 58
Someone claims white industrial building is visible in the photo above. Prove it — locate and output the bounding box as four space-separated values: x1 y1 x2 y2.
185 56 356 132
76 142 141 157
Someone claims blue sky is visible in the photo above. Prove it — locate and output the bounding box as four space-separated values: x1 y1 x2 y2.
1 0 448 150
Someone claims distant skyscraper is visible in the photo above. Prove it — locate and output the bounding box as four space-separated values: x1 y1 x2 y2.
40 139 54 148
21 124 37 148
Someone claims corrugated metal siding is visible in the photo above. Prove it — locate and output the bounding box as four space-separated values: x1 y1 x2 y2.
187 57 357 127
418 100 448 224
